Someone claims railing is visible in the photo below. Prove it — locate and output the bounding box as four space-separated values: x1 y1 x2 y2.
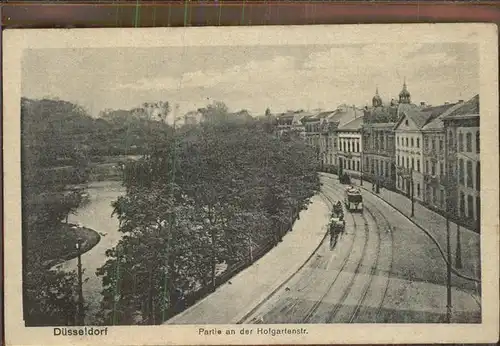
165 205 304 322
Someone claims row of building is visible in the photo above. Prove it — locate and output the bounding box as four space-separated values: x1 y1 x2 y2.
273 83 480 230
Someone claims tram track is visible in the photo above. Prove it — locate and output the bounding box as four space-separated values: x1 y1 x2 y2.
347 206 382 322
304 183 373 323
319 182 391 324
243 177 389 324
361 198 395 321
240 182 345 324
275 185 357 321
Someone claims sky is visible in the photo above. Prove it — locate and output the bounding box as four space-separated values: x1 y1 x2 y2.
22 43 478 121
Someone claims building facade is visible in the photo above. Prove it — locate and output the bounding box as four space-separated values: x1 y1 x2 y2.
394 85 462 205
322 105 361 173
276 111 308 139
361 88 399 189
336 116 364 178
443 95 480 230
420 102 464 212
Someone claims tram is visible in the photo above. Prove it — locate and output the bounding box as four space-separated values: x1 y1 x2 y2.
344 186 363 212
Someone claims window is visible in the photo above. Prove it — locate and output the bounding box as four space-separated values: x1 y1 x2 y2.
458 132 464 152
431 139 435 151
405 137 408 147
448 130 454 147
440 189 445 208
356 142 360 153
424 138 429 150
460 192 465 217
406 157 409 168
366 157 369 170
405 119 409 126
348 160 351 170
467 160 473 188
417 138 420 148
425 160 429 174
397 155 400 166
439 139 443 152
432 187 437 204
397 136 399 146
439 163 444 176
476 131 480 153
356 161 360 171
476 162 480 191
466 132 472 152
411 158 415 169
431 162 436 175
459 159 465 185
467 195 474 219
411 137 414 147
385 162 389 177
348 141 351 152
417 183 421 197
417 159 420 172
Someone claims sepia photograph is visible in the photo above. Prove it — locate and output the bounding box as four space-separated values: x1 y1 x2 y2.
3 24 498 345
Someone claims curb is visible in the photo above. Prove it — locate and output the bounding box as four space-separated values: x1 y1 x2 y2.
235 194 331 324
319 173 480 283
46 227 102 270
351 180 481 283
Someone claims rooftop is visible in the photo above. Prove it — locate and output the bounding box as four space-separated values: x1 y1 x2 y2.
399 102 458 130
338 116 364 131
444 94 479 118
422 102 466 131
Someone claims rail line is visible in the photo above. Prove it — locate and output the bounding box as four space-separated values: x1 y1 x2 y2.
319 200 374 323
361 198 395 321
347 206 383 322
276 185 356 321
321 182 392 324
239 182 343 324
304 183 371 323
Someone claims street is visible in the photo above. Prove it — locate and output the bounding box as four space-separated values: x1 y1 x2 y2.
240 174 481 324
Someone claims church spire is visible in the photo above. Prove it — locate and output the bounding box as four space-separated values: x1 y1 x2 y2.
399 78 411 104
372 86 382 107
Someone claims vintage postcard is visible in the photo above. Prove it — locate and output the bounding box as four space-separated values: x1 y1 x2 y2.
3 24 499 345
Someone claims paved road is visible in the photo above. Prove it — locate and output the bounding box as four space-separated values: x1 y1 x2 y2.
242 176 481 324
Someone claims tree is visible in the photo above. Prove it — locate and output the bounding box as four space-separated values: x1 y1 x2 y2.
21 97 94 326
96 101 320 325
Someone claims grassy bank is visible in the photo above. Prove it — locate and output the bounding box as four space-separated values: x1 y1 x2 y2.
42 224 101 269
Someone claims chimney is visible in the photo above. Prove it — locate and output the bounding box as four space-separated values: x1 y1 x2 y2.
420 101 426 107
444 102 450 105
458 99 464 103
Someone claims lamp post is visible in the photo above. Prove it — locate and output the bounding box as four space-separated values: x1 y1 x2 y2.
410 168 415 217
360 146 364 186
456 223 462 269
75 239 85 325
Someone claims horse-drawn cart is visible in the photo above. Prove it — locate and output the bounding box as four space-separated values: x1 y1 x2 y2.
329 201 346 248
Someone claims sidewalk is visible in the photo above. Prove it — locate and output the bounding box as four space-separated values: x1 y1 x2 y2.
164 193 330 324
340 174 481 282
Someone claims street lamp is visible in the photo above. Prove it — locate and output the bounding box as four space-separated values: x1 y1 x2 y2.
410 168 415 217
360 148 364 186
75 238 85 325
